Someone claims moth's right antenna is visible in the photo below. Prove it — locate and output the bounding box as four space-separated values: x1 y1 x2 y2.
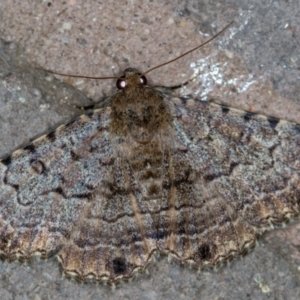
143 21 234 76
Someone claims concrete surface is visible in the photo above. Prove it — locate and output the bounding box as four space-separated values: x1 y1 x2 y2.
0 0 299 299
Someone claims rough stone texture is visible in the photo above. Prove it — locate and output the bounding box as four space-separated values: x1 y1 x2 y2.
0 0 299 299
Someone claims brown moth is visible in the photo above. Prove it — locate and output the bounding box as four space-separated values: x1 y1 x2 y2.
0 22 299 284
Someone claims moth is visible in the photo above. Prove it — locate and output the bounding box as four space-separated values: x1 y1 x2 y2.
0 22 299 284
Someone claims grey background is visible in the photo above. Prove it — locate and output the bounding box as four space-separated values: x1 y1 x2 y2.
0 0 300 299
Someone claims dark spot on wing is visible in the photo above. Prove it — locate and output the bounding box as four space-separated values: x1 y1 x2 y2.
70 150 80 161
294 124 300 134
1 156 12 166
176 220 186 235
243 112 255 121
197 244 212 260
179 97 188 105
267 117 279 129
30 159 46 174
112 257 127 275
23 144 36 152
151 230 166 240
204 174 217 182
86 111 94 118
268 144 278 155
47 131 56 142
229 162 239 173
65 118 78 128
130 233 142 243
221 106 230 114
51 186 65 197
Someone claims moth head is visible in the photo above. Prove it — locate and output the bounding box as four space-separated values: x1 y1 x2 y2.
116 68 147 90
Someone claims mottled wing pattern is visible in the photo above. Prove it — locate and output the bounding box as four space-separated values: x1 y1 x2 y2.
0 109 115 260
0 68 299 284
165 95 300 265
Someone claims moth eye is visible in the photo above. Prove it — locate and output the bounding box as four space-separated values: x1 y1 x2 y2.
116 77 126 89
140 75 147 85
